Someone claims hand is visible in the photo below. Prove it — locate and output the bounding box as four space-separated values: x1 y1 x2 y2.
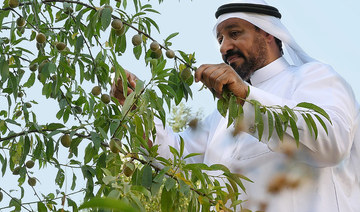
195 63 248 104
110 70 138 105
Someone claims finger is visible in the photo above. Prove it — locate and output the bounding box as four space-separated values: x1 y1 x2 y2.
212 72 231 95
126 71 137 89
199 65 226 90
126 87 134 95
204 66 227 89
195 64 211 82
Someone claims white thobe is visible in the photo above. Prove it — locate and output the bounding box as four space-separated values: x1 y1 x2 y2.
154 57 360 212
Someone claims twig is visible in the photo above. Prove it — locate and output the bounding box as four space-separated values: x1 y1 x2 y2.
0 188 86 210
0 128 90 142
0 188 32 211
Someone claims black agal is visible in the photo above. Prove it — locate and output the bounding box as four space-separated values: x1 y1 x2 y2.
215 3 282 19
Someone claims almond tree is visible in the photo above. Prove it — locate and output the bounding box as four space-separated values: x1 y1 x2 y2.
0 0 330 211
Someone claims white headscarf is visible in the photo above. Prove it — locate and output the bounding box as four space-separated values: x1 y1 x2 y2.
214 0 315 66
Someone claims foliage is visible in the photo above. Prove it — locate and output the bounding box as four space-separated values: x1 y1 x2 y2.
218 89 331 147
168 102 202 133
0 0 331 211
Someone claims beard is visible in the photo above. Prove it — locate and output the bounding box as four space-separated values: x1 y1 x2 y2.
223 34 268 82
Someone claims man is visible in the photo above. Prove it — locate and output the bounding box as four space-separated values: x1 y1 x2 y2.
112 0 360 211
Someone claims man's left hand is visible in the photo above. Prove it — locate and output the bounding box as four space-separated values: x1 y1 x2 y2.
195 63 248 105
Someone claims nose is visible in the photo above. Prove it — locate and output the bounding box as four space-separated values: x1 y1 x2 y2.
219 36 234 56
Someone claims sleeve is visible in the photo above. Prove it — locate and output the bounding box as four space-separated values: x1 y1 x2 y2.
242 63 358 167
153 110 220 163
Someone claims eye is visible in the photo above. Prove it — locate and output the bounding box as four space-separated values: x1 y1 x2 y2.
230 31 241 39
217 36 223 44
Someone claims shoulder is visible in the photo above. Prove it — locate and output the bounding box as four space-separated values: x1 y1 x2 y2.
291 61 345 83
294 61 334 75
291 61 356 104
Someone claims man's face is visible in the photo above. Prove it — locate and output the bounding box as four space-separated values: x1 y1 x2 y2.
216 18 269 81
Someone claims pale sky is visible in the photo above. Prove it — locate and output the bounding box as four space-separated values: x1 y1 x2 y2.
1 0 360 209
148 0 360 116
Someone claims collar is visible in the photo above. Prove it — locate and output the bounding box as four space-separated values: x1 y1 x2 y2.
249 57 290 86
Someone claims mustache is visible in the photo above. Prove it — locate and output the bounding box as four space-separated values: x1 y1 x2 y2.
223 50 246 64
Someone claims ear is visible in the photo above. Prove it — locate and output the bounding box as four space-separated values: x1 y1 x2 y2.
257 29 274 44
263 32 275 44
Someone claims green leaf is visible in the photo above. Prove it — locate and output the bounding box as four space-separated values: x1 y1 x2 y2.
224 172 246 193
315 114 329 135
79 197 137 212
122 92 135 116
227 95 238 127
267 110 274 140
117 34 127 53
1 156 7 177
210 164 230 173
75 35 84 53
135 79 144 95
37 201 47 212
164 177 176 191
158 84 177 97
119 65 128 97
254 103 264 141
55 168 65 188
71 172 77 190
63 107 70 123
47 123 65 130
306 114 318 139
103 176 116 185
297 102 331 124
228 178 238 195
217 98 227 117
179 136 184 157
155 156 171 166
42 62 56 78
9 198 21 211
23 73 35 88
289 118 300 147
284 105 297 121
45 138 54 161
134 115 144 138
0 57 9 82
75 3 83 11
169 146 180 158
22 136 31 164
141 165 152 188
230 199 244 208
101 8 112 31
15 47 35 56
84 143 95 164
165 32 179 42
153 166 170 183
144 17 160 33
183 152 203 160
30 56 51 65
67 198 78 212
273 111 284 140
131 185 151 199
107 189 121 199
178 179 190 195
301 113 313 137
161 187 174 212
133 45 142 60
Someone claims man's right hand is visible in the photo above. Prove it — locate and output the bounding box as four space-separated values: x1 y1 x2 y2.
110 70 138 105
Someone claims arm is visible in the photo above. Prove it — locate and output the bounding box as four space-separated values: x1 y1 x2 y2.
242 63 358 167
195 62 358 167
